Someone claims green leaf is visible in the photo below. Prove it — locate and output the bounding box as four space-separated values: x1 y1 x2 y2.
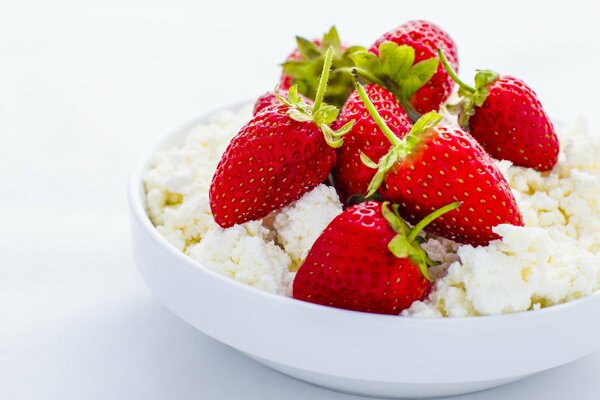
366 167 385 197
409 111 443 136
382 204 402 232
382 202 411 236
287 108 313 122
280 28 364 107
381 150 398 171
407 247 433 281
409 58 439 86
273 87 292 107
287 85 301 105
295 36 322 59
313 105 339 125
344 45 367 56
379 43 413 80
353 41 441 107
365 150 399 197
321 26 342 54
359 151 378 169
474 69 499 90
388 235 413 258
281 60 313 79
473 92 489 107
321 124 344 148
391 45 415 83
399 75 422 101
348 51 380 72
332 120 354 137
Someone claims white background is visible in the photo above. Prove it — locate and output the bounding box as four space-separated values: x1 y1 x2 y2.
2 1 600 399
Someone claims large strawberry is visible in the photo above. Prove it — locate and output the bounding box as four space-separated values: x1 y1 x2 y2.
438 50 559 171
293 200 460 314
279 26 365 108
351 20 458 117
253 89 311 115
210 50 353 228
332 84 412 203
355 83 523 246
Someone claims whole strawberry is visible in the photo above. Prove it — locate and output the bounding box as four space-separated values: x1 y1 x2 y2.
332 84 412 203
279 26 365 108
439 51 559 171
351 20 458 117
253 89 311 115
293 200 459 315
210 50 353 228
355 83 523 246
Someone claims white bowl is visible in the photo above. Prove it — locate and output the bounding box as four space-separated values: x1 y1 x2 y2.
129 103 600 398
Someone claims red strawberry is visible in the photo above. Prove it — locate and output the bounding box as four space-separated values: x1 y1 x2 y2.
355 83 523 246
280 26 365 108
351 20 458 116
439 51 559 171
332 84 412 203
253 90 312 115
293 200 460 314
210 51 353 228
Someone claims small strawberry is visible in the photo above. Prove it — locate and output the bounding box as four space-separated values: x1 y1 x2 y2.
355 83 523 246
438 50 559 171
253 89 311 115
351 20 458 117
332 84 412 203
279 26 365 107
293 200 460 315
210 49 353 228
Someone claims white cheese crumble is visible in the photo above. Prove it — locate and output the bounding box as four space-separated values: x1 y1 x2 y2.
145 104 600 317
273 185 343 268
188 221 293 295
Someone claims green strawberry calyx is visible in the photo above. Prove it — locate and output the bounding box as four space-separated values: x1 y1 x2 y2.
281 26 365 108
382 201 461 281
438 49 499 128
353 81 442 196
349 42 440 121
276 47 354 148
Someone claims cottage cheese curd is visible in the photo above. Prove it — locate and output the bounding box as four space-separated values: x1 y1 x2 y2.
145 104 600 317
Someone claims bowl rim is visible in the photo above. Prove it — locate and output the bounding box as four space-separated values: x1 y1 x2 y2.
129 101 600 324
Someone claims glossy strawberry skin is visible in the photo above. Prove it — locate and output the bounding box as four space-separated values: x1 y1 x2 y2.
468 76 559 171
210 104 336 228
333 84 412 202
380 125 523 246
293 201 431 315
252 90 311 115
369 20 458 114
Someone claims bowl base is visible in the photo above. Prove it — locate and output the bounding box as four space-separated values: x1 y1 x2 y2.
246 353 531 398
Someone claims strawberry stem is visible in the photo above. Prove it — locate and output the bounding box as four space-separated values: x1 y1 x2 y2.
312 47 334 113
407 201 462 242
437 49 475 94
351 67 386 88
354 81 403 147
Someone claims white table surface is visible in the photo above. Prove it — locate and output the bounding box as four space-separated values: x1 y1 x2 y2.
2 1 600 399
